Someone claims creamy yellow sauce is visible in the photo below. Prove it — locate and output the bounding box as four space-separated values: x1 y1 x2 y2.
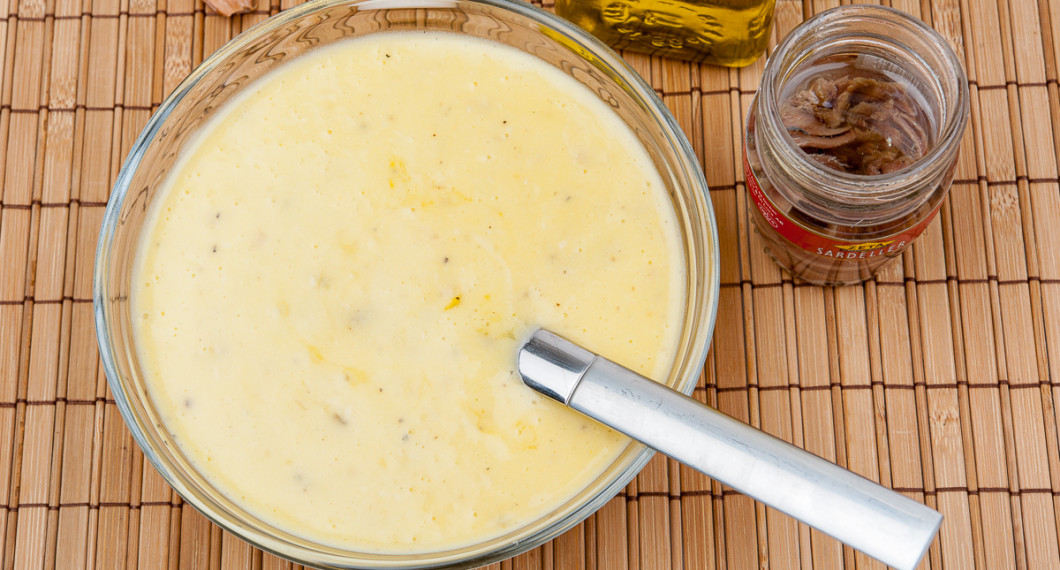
133 32 684 552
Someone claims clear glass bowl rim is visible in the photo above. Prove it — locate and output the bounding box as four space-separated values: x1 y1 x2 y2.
93 0 721 567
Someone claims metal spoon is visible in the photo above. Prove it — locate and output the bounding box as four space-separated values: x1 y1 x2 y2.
518 329 941 570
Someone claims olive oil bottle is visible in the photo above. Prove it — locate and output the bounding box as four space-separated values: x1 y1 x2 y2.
556 0 776 67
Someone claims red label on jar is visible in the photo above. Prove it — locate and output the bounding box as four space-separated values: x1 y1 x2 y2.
743 151 941 261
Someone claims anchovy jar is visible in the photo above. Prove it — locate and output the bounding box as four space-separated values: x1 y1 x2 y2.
744 5 969 285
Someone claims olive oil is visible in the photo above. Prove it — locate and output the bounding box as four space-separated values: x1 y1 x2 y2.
556 0 776 66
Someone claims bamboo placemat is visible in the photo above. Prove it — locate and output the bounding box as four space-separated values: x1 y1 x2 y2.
2 0 1059 567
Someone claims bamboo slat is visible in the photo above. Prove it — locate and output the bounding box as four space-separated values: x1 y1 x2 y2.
2 0 1060 568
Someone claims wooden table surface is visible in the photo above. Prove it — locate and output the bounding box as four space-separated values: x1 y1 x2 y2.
2 0 1060 568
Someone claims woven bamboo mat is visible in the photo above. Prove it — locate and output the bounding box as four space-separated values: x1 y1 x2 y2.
1 0 1059 567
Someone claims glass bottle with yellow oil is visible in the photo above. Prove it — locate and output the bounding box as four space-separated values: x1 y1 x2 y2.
555 0 776 66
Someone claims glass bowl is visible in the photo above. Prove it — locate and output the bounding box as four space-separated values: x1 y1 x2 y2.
94 0 720 567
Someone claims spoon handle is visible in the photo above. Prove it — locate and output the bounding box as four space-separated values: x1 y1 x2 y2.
518 329 941 570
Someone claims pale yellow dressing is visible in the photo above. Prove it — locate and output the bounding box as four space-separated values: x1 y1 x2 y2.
133 32 684 552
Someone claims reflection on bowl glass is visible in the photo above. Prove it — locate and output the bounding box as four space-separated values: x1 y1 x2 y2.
95 0 719 567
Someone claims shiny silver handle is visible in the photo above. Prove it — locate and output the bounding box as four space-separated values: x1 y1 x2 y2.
518 329 941 570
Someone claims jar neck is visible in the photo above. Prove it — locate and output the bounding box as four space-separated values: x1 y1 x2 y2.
753 5 969 228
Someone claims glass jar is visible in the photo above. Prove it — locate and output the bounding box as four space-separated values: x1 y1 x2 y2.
744 5 969 285
555 0 776 67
